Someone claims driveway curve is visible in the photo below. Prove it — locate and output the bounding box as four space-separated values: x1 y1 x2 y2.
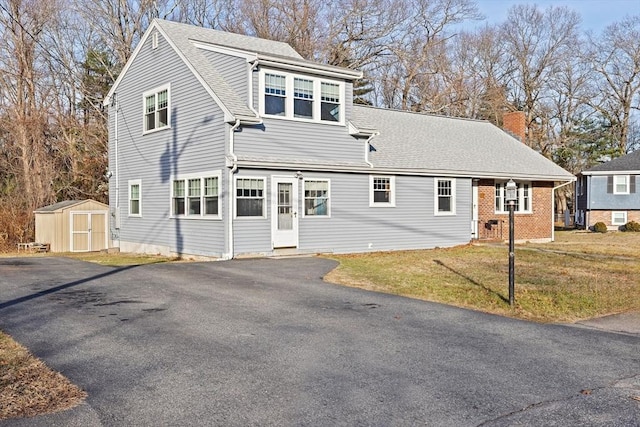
0 256 638 426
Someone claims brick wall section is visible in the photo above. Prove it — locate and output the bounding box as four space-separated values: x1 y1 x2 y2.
587 210 640 228
476 179 553 241
503 111 526 142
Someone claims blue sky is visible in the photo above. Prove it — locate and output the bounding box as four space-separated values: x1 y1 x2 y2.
471 0 638 32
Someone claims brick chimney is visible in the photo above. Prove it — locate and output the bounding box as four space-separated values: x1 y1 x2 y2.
503 111 526 143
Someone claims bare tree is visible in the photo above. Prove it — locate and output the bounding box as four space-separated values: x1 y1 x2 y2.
586 15 640 155
500 4 581 155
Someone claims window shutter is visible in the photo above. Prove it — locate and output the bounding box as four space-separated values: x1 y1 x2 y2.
607 176 613 193
631 175 636 194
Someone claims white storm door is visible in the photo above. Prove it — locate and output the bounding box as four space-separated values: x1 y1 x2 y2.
271 176 299 248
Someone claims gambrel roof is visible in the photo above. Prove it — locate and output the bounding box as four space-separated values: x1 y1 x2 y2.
582 149 640 174
351 106 574 181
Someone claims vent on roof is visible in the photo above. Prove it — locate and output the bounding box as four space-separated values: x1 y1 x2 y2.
152 32 159 49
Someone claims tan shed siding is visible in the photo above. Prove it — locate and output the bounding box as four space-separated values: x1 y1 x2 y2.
111 30 227 256
35 214 56 250
476 179 553 241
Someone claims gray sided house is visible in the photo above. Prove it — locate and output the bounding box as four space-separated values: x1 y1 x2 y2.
576 150 640 230
104 19 574 259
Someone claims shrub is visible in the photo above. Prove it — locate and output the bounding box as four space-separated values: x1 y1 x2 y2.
593 222 608 233
624 221 640 232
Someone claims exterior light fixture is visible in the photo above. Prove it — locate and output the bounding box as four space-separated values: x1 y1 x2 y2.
505 179 517 306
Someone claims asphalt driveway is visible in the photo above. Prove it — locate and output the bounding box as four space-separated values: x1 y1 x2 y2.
0 256 638 426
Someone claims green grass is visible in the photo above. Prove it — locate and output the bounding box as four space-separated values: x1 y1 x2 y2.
61 252 178 266
324 231 640 322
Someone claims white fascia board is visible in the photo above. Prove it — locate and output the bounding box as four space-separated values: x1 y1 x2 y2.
582 170 640 176
256 57 363 80
191 41 258 61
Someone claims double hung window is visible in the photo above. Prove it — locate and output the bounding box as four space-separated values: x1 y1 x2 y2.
144 85 169 132
435 179 455 215
294 78 313 119
613 175 629 194
171 172 221 218
128 180 141 216
370 176 395 207
320 82 340 122
264 74 286 116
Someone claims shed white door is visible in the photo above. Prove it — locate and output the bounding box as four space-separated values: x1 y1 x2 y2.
271 177 298 248
71 212 107 252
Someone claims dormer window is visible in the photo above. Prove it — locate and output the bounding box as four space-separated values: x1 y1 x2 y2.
260 70 344 124
264 74 286 116
294 78 313 118
321 82 340 122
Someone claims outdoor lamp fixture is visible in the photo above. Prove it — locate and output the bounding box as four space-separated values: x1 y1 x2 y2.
505 179 517 306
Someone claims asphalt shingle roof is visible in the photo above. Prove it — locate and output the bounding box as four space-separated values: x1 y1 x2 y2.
352 106 574 181
583 149 640 173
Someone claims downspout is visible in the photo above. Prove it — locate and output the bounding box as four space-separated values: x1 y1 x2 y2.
364 132 379 168
247 59 260 117
112 94 120 248
225 119 241 260
551 180 574 241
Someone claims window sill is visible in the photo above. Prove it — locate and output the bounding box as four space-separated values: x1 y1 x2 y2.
494 211 533 215
434 212 456 216
142 125 171 136
170 216 222 220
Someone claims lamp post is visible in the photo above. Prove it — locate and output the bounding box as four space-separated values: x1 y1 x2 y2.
505 179 517 307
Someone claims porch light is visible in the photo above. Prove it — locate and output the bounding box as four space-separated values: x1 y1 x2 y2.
506 178 516 307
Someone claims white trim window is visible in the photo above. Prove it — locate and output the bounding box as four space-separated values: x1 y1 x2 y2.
236 177 265 217
613 175 629 194
128 179 141 217
264 74 286 116
304 179 330 217
435 178 456 215
260 70 344 124
320 82 340 122
495 181 532 213
611 211 627 226
171 171 221 218
294 78 314 119
143 84 170 133
370 176 395 207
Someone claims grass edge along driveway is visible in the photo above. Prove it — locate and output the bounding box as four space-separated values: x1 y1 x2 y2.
324 231 640 323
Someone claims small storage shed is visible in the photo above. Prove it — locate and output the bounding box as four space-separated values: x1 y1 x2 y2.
34 200 109 252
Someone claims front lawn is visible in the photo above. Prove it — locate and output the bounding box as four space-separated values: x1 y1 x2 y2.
324 231 640 322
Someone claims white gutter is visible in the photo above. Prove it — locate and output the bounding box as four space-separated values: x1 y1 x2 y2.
224 119 242 260
364 132 379 168
552 180 574 241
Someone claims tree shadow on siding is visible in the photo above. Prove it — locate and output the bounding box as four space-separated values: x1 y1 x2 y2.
160 108 214 254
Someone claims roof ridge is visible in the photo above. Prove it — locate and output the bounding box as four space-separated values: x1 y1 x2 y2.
353 104 490 124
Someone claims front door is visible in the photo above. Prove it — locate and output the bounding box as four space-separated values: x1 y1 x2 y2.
271 176 298 248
